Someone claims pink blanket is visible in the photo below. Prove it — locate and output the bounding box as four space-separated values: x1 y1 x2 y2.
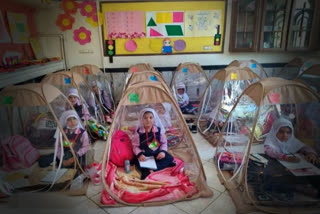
101 158 198 205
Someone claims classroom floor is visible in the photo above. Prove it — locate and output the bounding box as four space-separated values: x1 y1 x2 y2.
0 133 266 214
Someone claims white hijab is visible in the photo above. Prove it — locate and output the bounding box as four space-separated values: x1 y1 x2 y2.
59 110 84 130
137 108 165 134
158 103 172 128
264 117 304 154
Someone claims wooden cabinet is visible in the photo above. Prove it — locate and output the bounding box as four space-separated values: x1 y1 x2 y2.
287 0 319 50
229 0 261 52
229 0 320 52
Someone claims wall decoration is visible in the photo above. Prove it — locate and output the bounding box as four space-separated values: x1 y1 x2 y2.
213 25 221 45
29 37 44 59
174 39 186 51
162 38 172 54
86 12 103 27
73 27 91 45
7 12 30 44
149 39 162 52
146 11 184 38
185 10 221 37
56 13 75 31
106 39 115 63
125 39 137 52
0 12 11 43
79 0 97 17
60 0 78 14
105 11 145 39
101 1 225 55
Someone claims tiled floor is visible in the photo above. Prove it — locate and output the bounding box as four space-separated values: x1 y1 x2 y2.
0 133 266 214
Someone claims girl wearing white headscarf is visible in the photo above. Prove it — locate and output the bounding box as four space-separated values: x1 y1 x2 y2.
155 102 172 128
89 80 113 114
264 118 318 163
132 108 175 179
176 83 197 115
56 110 90 167
67 88 90 121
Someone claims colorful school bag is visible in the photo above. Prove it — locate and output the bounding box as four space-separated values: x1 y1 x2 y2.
110 130 134 167
0 135 40 171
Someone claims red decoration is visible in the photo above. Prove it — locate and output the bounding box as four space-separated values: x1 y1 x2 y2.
56 13 75 31
60 0 78 14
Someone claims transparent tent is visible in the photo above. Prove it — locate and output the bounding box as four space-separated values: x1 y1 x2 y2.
197 66 261 145
100 81 212 206
86 73 115 123
123 63 155 91
227 60 268 79
41 71 105 124
70 64 102 78
214 78 320 214
273 57 304 80
170 63 209 117
0 83 86 192
296 59 320 94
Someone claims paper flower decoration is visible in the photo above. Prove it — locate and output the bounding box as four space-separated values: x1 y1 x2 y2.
79 1 97 17
86 12 103 27
73 27 91 45
56 13 75 31
60 0 78 14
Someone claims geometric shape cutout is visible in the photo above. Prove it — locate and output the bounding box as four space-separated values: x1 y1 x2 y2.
173 12 184 23
268 92 280 104
182 68 188 73
129 93 139 103
125 39 137 52
147 17 157 27
64 77 71 84
174 39 186 51
2 96 13 104
251 63 257 69
165 25 183 36
150 28 163 37
156 12 172 23
231 72 238 80
150 75 157 81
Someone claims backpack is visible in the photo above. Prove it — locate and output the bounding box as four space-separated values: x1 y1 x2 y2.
110 130 134 167
0 135 40 171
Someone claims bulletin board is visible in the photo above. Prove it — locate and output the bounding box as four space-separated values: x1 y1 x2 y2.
101 1 226 56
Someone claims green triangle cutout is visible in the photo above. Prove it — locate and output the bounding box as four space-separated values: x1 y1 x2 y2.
147 17 157 27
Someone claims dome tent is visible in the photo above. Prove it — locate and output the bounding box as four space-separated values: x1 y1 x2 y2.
41 71 105 125
273 57 304 80
170 63 209 118
70 64 102 77
197 66 261 145
296 59 320 93
214 78 320 214
100 80 212 206
227 59 268 79
0 83 86 193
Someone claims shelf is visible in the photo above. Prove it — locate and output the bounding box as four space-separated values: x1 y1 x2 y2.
0 60 65 89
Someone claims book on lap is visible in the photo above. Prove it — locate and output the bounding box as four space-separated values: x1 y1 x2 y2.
139 156 157 170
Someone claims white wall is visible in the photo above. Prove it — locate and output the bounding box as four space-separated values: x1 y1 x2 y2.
35 1 320 69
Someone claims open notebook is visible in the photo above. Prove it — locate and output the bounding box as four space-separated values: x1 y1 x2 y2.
278 154 320 176
139 156 157 170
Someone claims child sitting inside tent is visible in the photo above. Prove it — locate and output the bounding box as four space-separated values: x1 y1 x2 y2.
132 108 175 179
154 102 172 129
176 83 197 115
261 117 320 199
88 80 113 123
264 117 319 164
57 110 90 168
38 110 90 168
67 88 90 121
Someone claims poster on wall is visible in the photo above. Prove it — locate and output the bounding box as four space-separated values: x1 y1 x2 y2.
146 11 184 38
0 12 11 43
105 11 145 39
184 10 221 37
7 12 30 44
